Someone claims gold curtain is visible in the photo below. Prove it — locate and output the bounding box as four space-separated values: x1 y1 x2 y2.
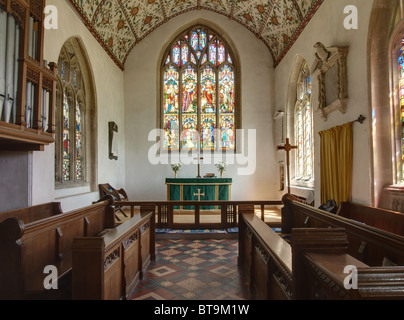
319 122 353 206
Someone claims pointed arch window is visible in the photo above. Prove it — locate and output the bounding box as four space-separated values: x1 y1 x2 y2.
392 37 404 184
55 39 94 187
162 25 238 152
294 62 313 181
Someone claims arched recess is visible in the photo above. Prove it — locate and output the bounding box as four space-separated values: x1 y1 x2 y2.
368 0 404 210
157 20 241 152
54 36 97 192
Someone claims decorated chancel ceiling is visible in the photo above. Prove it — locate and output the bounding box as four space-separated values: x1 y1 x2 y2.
67 0 324 70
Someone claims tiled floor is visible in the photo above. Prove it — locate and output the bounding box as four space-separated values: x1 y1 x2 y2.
130 239 252 300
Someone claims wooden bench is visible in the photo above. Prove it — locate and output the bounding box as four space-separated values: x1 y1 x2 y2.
0 196 115 300
281 194 404 266
239 211 292 300
337 201 404 236
291 228 404 300
0 202 63 225
238 210 404 300
72 211 155 300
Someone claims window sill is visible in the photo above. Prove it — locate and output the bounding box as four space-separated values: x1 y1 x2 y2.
384 185 404 194
291 178 314 190
55 183 92 199
289 184 315 205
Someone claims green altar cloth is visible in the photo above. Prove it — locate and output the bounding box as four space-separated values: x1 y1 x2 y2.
166 178 232 209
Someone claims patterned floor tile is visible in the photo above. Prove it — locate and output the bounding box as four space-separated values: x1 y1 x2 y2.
129 239 251 301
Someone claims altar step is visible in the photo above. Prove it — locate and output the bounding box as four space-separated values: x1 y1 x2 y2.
155 228 239 240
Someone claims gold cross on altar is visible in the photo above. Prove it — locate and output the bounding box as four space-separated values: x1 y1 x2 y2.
194 155 204 178
278 138 298 194
194 189 205 201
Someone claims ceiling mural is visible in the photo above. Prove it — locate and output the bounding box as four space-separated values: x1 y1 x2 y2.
67 0 324 70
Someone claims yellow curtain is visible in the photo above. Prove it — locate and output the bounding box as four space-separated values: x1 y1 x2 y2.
319 123 353 206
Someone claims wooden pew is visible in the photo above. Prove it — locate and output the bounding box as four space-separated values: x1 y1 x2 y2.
0 196 115 300
71 211 155 300
238 211 404 300
281 194 404 267
0 202 63 225
291 228 404 300
337 201 404 236
238 211 293 300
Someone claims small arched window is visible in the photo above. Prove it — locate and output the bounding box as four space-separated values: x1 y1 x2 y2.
294 62 313 181
161 25 238 152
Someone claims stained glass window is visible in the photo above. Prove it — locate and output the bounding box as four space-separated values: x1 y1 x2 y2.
56 43 86 183
63 91 71 181
399 39 404 181
162 25 237 151
75 100 83 180
294 62 313 181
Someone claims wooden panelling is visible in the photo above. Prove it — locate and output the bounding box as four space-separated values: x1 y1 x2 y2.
0 196 115 299
72 212 154 300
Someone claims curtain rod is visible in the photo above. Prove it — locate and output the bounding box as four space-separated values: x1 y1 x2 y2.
349 115 366 124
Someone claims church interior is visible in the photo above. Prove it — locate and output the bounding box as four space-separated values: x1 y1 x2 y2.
1 0 404 302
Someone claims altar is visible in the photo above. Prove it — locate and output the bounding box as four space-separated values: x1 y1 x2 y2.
166 178 232 209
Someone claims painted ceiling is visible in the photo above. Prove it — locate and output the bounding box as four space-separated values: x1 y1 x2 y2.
67 0 324 70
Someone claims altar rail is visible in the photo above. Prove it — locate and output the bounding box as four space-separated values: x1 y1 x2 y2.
114 200 283 230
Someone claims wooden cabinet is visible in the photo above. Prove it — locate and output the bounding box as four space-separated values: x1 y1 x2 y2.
0 0 56 151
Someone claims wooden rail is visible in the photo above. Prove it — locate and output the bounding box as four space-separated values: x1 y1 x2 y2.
114 200 283 230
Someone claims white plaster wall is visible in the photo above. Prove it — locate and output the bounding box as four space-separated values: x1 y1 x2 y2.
29 0 126 211
124 10 278 201
274 0 373 206
0 152 31 211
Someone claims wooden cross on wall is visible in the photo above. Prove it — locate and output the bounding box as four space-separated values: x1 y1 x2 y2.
278 138 298 194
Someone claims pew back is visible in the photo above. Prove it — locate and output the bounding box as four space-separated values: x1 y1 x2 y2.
282 194 404 267
338 201 404 236
0 202 63 225
0 197 115 299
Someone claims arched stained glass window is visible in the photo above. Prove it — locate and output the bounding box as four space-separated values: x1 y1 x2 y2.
294 62 313 181
56 41 86 184
393 37 404 183
162 25 237 151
